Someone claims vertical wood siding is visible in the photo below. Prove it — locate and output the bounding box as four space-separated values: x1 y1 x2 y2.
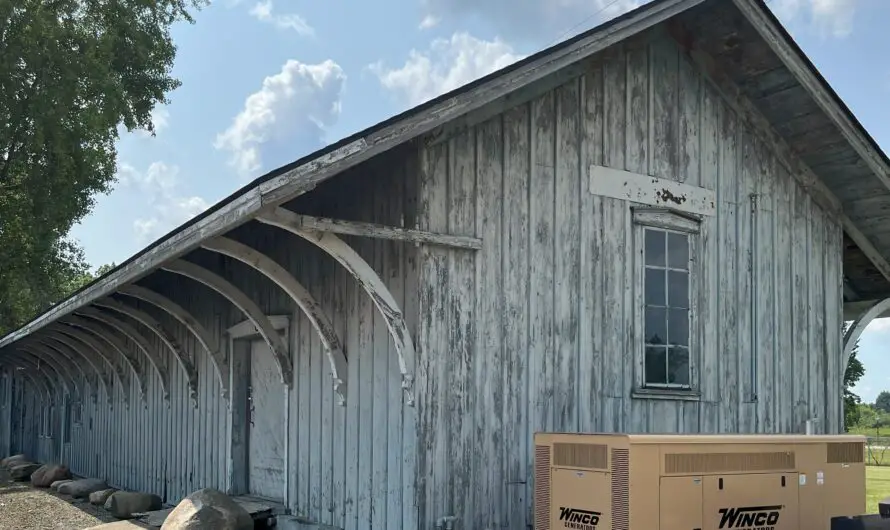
415 28 844 529
0 23 847 530
4 148 419 530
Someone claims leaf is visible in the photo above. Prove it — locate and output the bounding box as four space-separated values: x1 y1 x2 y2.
0 0 206 335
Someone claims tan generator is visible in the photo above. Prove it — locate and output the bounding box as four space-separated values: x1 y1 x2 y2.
534 432 867 530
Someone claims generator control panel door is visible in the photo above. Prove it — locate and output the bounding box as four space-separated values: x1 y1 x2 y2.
660 476 703 530
550 468 611 530
703 473 799 530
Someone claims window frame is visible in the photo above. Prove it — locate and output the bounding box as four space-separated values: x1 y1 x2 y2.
631 207 702 401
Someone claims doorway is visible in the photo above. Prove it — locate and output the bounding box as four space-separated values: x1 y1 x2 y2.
246 338 286 501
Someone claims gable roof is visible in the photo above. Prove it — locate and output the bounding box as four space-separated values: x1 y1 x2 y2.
2 0 890 348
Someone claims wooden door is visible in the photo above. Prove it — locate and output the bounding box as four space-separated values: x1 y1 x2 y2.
247 339 286 501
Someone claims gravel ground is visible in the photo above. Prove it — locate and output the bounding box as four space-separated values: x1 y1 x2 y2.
0 469 119 530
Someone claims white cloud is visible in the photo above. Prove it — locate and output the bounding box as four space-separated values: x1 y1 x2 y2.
370 32 525 107
150 106 170 134
867 318 890 333
419 14 440 29
117 161 210 243
767 0 856 37
418 0 642 41
129 105 170 138
420 0 854 42
249 0 314 36
215 59 346 179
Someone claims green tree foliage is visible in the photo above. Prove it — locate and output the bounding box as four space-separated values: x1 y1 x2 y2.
0 0 205 335
876 391 890 414
844 338 866 430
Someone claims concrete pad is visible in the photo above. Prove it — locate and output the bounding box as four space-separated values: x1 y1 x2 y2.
81 521 151 529
276 516 343 530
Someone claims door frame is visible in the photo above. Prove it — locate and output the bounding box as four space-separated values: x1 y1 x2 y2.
224 314 291 504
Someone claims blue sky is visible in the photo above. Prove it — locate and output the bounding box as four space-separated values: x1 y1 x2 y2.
68 0 889 402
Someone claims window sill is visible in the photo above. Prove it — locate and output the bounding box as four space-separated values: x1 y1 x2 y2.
632 387 701 401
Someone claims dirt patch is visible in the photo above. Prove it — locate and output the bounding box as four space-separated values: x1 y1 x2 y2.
0 468 119 529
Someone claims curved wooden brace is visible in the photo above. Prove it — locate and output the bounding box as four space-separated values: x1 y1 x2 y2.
19 343 79 400
12 366 52 403
19 369 52 403
65 314 148 404
6 349 60 399
31 336 92 385
161 259 293 387
10 347 69 398
71 308 170 401
202 237 348 405
843 297 890 368
55 324 129 404
93 297 198 404
257 207 416 405
116 285 229 400
1 352 53 403
43 330 112 400
33 336 98 403
23 340 87 391
17 345 74 399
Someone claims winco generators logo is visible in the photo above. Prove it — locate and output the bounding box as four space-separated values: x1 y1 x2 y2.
718 505 783 530
558 507 601 530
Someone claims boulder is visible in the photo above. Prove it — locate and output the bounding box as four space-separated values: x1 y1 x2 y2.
31 464 72 487
90 488 118 506
104 491 162 519
9 462 41 480
51 479 73 491
2 454 27 469
58 477 108 498
161 488 253 530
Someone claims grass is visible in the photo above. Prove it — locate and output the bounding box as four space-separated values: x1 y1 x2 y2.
867 465 890 514
850 426 890 437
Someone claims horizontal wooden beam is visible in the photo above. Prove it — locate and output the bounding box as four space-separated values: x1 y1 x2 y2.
288 213 483 250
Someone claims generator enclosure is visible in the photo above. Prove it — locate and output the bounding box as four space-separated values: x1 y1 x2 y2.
534 432 867 530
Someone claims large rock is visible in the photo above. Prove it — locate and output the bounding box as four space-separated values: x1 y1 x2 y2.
31 464 72 487
161 488 253 530
2 454 27 469
58 477 108 498
104 491 162 519
51 479 73 491
90 488 118 506
9 462 41 480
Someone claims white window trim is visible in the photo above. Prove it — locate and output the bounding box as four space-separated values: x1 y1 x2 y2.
631 207 702 401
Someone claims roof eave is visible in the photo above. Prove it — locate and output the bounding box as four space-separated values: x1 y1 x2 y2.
0 0 709 349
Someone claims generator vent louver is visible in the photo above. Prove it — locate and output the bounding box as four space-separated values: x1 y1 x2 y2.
827 441 865 464
553 442 608 469
534 445 551 530
664 451 796 474
611 448 630 530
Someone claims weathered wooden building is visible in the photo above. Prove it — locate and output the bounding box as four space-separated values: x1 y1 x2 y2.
2 0 890 528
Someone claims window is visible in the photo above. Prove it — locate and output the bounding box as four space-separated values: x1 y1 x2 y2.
633 208 700 397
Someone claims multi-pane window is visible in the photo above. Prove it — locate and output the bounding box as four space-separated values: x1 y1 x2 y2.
641 221 693 389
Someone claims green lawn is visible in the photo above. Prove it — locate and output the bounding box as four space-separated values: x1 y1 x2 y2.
850 426 890 437
867 466 890 514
